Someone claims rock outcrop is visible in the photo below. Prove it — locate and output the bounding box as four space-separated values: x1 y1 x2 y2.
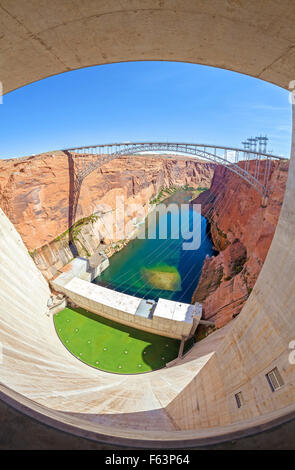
192 159 289 328
0 152 215 279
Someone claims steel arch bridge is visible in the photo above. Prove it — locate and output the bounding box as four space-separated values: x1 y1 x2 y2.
62 142 285 252
64 142 284 197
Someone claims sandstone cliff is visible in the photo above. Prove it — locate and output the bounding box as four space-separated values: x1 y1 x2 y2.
192 159 289 328
0 153 215 278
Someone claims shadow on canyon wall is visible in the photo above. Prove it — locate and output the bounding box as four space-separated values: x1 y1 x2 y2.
65 151 82 257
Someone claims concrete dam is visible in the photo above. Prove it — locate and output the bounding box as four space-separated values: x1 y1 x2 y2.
1 0 295 451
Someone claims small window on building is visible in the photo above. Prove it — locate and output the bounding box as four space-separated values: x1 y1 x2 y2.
266 367 284 392
235 391 244 408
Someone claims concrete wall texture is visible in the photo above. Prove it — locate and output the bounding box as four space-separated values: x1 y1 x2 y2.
1 0 295 449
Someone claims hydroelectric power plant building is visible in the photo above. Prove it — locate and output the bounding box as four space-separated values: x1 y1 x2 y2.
52 275 202 342
50 257 202 346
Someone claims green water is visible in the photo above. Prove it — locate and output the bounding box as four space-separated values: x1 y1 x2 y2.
93 190 215 303
54 307 180 373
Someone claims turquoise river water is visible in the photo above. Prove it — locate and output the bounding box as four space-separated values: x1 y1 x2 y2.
93 190 216 303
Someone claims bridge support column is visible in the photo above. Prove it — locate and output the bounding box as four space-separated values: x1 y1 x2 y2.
261 194 269 208
178 335 186 359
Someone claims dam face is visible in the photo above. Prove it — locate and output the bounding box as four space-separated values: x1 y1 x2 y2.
1 0 295 449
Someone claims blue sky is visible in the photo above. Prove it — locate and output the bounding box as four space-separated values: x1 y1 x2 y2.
0 61 292 159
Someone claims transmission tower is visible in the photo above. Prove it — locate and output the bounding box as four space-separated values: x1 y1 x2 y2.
256 135 268 154
248 137 258 153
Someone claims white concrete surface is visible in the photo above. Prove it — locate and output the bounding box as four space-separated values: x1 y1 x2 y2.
51 256 109 287
154 298 198 324
2 1 295 93
62 276 142 315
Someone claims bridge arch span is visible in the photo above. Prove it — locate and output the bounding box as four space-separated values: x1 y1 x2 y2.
65 142 284 197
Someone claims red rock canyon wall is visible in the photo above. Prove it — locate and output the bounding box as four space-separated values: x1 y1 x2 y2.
0 152 215 278
192 159 289 328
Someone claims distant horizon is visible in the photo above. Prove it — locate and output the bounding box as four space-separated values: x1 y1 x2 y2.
0 61 292 159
